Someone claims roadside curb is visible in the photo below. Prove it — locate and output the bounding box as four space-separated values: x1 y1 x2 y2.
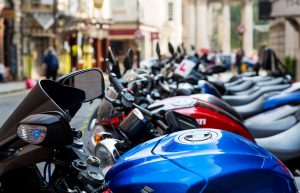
0 81 28 95
0 88 28 95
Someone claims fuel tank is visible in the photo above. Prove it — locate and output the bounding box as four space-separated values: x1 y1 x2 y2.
106 129 297 193
148 94 253 141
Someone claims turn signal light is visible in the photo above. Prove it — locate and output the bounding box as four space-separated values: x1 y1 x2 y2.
94 133 104 144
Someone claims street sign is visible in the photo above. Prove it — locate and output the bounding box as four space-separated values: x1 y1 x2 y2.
237 24 246 34
134 29 144 39
151 32 159 41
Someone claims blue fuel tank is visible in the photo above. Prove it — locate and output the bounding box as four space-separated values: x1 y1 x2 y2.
106 129 297 193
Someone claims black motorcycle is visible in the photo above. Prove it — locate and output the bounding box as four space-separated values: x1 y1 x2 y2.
0 69 108 193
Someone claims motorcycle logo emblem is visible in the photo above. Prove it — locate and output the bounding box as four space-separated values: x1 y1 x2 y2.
140 186 154 193
196 118 207 125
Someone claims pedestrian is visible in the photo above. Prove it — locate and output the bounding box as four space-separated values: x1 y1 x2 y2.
235 49 244 74
43 47 59 80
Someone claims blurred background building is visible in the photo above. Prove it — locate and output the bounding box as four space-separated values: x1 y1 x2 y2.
21 0 111 79
0 0 299 81
269 0 300 79
108 0 182 61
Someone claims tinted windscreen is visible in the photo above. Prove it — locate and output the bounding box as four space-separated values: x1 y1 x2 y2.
0 80 85 145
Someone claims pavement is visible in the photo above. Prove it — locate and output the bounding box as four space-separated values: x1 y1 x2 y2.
0 89 99 131
0 81 27 95
0 72 109 95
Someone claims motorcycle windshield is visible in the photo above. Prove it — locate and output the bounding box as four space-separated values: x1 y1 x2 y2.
97 87 118 122
0 80 85 146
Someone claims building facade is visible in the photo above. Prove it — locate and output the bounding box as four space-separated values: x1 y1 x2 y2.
182 0 254 57
20 0 111 79
0 0 21 81
109 0 182 61
269 0 300 79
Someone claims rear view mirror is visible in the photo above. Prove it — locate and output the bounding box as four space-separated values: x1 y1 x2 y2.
156 42 161 58
123 48 134 73
58 69 105 102
191 44 195 51
168 42 175 56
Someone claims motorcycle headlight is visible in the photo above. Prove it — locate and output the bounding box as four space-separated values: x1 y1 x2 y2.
17 112 74 147
95 139 120 174
17 124 47 144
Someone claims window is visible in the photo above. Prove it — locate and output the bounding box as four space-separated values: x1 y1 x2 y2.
31 0 40 7
113 0 124 9
168 2 173 21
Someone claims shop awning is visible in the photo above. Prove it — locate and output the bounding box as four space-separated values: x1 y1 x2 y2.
109 29 137 40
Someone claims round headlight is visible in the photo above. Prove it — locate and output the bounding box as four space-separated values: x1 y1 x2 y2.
17 124 47 144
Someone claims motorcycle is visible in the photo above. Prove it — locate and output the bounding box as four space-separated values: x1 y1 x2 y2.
0 69 107 193
0 68 295 193
85 48 255 155
90 69 298 193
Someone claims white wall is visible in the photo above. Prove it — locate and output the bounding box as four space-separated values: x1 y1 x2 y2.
110 0 183 58
111 0 138 22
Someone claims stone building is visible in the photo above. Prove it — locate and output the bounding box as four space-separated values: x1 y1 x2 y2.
269 0 300 79
109 0 182 61
20 0 111 79
182 0 254 57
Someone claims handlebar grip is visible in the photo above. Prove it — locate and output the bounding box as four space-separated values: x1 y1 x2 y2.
109 73 124 94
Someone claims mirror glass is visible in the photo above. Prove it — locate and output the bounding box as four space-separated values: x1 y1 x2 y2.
64 70 104 102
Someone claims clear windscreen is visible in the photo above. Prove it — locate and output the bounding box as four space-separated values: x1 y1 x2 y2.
97 87 118 122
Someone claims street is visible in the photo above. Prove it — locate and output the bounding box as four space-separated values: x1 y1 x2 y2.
0 90 99 131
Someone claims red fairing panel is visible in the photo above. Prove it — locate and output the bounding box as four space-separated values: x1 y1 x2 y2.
174 106 255 141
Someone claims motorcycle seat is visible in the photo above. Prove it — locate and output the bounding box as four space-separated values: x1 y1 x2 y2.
233 86 260 96
256 122 300 161
225 78 244 87
242 76 272 82
233 96 265 118
226 80 254 93
256 77 284 86
245 115 297 138
223 84 290 106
